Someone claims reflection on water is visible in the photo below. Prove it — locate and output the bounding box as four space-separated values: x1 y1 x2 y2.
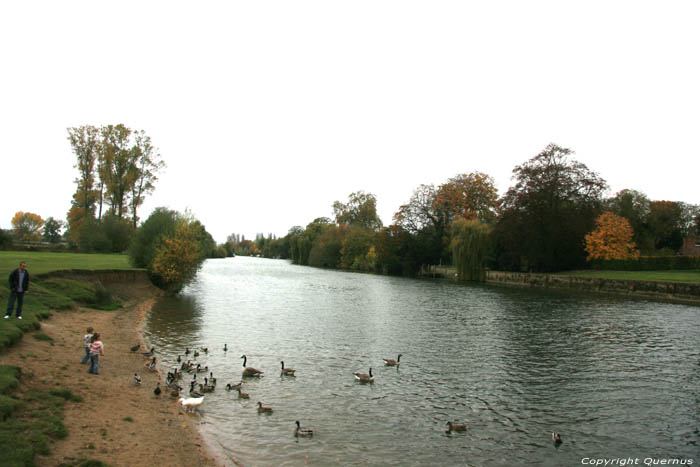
146 257 700 466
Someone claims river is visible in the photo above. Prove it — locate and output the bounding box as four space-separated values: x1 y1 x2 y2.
145 256 700 466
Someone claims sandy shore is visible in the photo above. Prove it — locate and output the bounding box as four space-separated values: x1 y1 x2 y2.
0 278 233 467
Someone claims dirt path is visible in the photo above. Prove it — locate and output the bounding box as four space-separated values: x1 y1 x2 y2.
0 279 231 467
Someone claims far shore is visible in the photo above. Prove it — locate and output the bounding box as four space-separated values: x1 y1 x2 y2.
0 274 234 467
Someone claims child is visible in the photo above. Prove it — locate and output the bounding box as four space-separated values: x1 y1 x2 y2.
88 332 104 375
80 327 94 364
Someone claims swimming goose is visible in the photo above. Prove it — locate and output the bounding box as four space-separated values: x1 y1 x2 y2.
178 396 204 413
185 348 191 355
200 347 208 354
257 401 273 414
142 347 155 357
552 432 562 445
176 355 182 363
241 355 264 377
237 388 250 399
189 381 203 397
154 382 161 397
353 368 374 383
225 382 242 391
223 344 228 352
445 422 467 433
280 361 296 376
383 354 402 366
295 420 313 437
133 373 142 385
209 372 217 386
199 383 215 393
130 344 140 352
193 350 200 358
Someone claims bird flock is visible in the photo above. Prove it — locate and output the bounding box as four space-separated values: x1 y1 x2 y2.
131 345 563 445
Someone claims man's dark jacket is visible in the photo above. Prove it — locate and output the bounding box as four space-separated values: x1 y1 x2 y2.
8 269 29 293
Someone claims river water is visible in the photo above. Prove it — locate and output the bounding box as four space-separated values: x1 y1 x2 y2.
145 256 700 466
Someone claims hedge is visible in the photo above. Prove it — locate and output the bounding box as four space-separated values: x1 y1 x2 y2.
588 256 700 271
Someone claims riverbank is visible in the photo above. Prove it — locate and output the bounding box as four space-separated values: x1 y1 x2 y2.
0 271 228 466
426 266 700 304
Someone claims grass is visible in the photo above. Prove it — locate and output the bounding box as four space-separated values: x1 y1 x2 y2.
0 251 134 278
33 332 54 344
556 269 700 283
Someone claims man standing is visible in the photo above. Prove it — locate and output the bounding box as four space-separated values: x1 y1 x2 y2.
5 261 29 319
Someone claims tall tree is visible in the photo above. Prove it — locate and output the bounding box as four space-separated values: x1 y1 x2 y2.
434 171 499 224
99 124 134 219
495 143 607 272
584 212 639 261
67 125 100 219
129 130 165 228
11 211 45 242
332 191 383 231
451 218 491 282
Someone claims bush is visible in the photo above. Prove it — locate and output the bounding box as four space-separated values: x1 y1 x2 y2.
128 207 179 269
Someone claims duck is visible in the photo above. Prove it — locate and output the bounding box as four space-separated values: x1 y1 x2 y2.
142 347 155 357
225 382 242 391
295 420 313 437
445 421 468 433
237 388 250 399
241 355 264 377
353 368 374 383
133 373 142 385
223 344 228 352
130 344 140 352
178 396 204 413
280 361 296 376
146 357 157 372
552 432 562 445
383 354 402 366
154 382 161 397
257 401 273 414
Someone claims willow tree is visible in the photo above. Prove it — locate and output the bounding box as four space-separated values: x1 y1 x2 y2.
451 218 491 282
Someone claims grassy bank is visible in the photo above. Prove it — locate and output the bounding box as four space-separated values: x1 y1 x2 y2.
555 269 700 284
0 251 133 278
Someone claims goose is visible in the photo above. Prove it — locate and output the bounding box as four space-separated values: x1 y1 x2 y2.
241 355 263 377
295 420 313 437
383 354 402 366
446 421 468 433
130 344 140 352
154 382 161 397
199 383 215 394
237 388 250 399
353 368 374 383
225 382 242 391
178 396 204 413
189 381 203 397
257 401 273 414
223 344 228 352
146 357 157 371
552 432 562 445
193 350 200 358
209 372 217 386
196 365 209 374
133 373 142 385
280 361 296 376
200 347 209 354
142 347 155 357
185 348 191 355
176 355 182 363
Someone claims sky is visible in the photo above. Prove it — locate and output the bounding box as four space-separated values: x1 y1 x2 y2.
1 1 699 243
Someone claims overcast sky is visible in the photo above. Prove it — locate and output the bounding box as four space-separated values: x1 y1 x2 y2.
1 1 698 243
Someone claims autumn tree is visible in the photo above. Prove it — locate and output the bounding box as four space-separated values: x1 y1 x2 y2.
451 218 491 282
493 143 607 272
340 226 376 270
67 125 100 220
151 219 204 293
584 212 639 261
333 191 383 231
434 171 499 224
11 212 45 242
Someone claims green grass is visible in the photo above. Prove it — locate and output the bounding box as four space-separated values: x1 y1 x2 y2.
0 250 134 278
33 332 54 344
556 269 700 283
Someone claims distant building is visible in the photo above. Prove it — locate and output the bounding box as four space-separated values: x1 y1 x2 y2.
681 236 700 256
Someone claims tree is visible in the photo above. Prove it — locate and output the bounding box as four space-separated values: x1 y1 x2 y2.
332 191 383 231
340 226 375 270
129 130 165 228
584 212 639 261
151 220 204 293
67 125 100 220
494 143 607 272
99 124 134 219
451 218 491 282
434 172 499 224
308 225 347 268
393 184 441 234
11 212 45 242
647 201 683 252
606 189 653 253
128 207 179 269
42 217 64 244
393 184 448 266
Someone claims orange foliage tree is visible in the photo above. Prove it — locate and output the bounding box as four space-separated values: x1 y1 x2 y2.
11 211 45 242
584 211 639 261
150 220 203 293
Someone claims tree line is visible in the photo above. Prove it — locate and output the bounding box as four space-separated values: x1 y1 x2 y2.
226 143 700 279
